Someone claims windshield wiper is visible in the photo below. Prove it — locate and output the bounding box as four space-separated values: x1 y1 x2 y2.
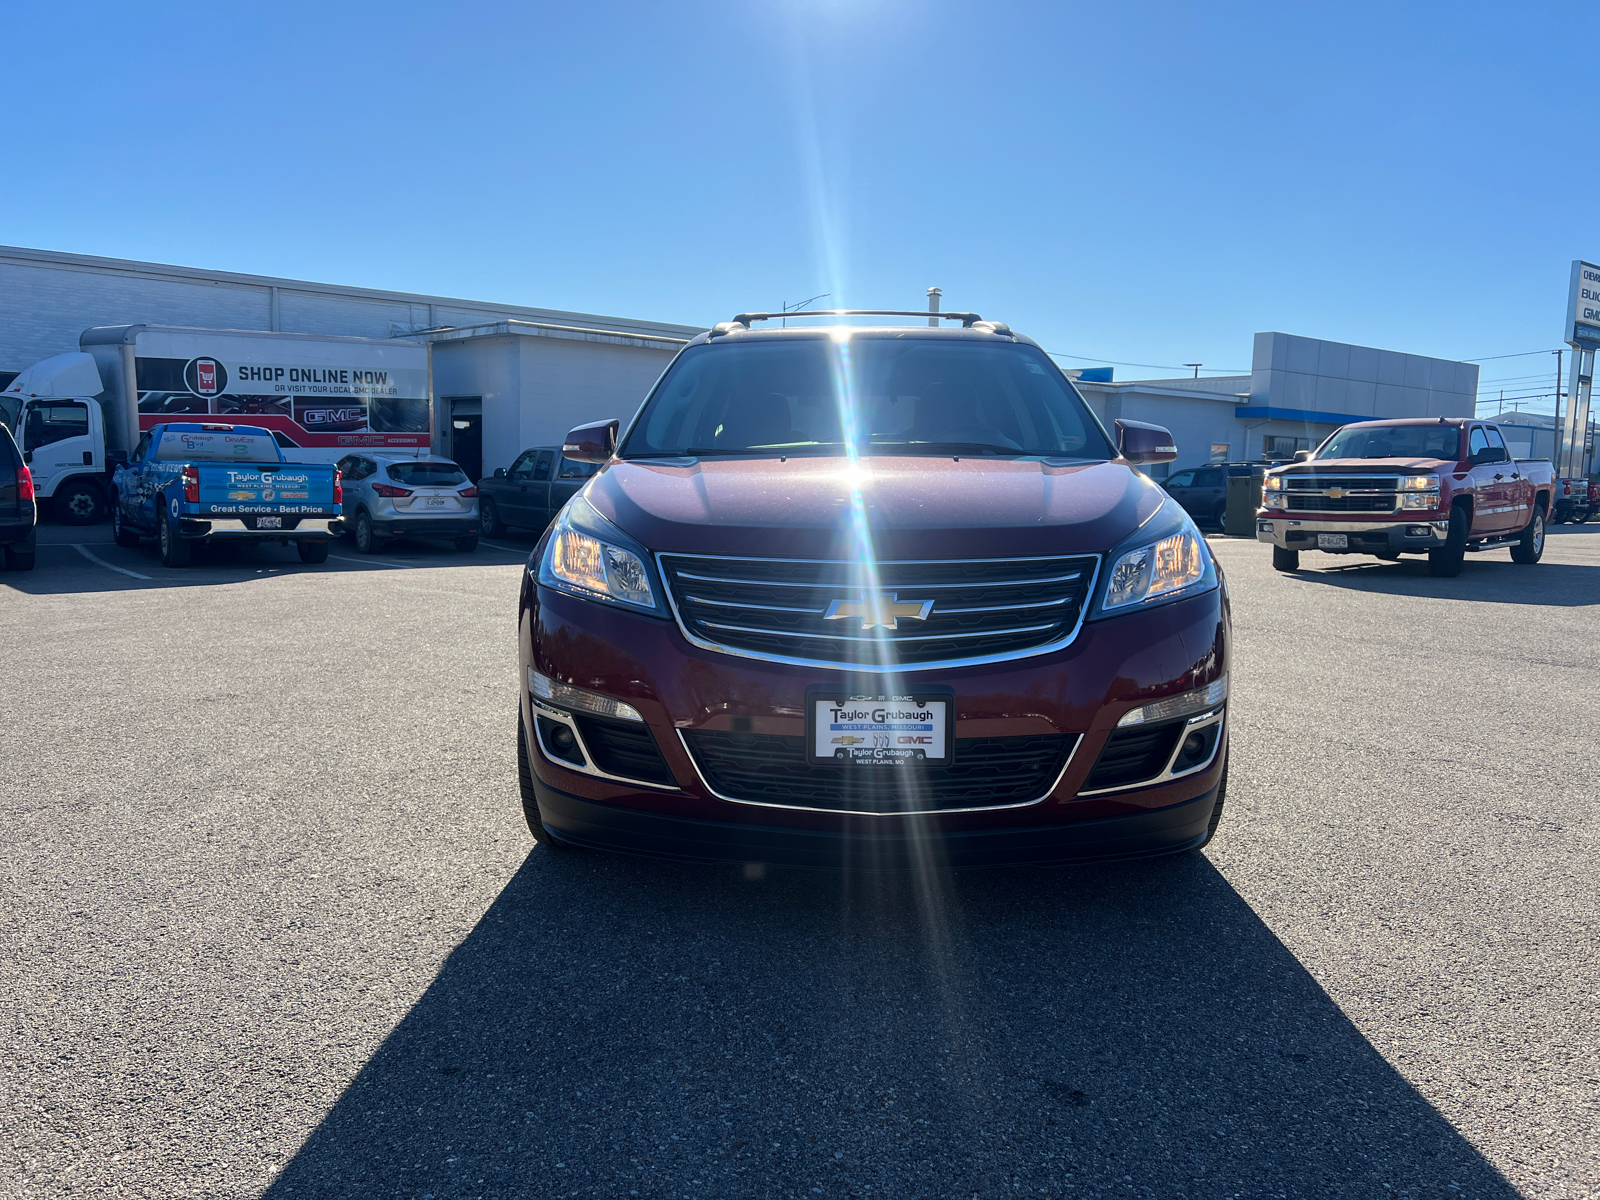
870 441 1020 456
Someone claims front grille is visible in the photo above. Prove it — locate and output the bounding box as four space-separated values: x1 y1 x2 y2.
682 730 1077 812
658 553 1098 668
1278 475 1399 514
573 715 675 786
1080 721 1185 792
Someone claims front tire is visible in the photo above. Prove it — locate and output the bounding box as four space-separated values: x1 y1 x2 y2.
158 514 191 567
297 540 330 564
353 510 384 554
518 716 571 851
1271 546 1300 572
480 497 504 538
111 499 140 547
54 480 105 526
1510 505 1545 564
1211 501 1227 531
1428 504 1468 577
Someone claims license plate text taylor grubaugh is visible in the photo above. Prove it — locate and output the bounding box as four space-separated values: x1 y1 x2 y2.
812 698 948 765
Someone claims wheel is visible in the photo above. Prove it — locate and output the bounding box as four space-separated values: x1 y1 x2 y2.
1211 501 1227 531
1510 505 1545 565
158 514 191 567
1188 750 1228 852
1580 509 1593 525
54 480 105 526
297 540 330 564
480 497 504 538
353 510 384 554
111 498 140 547
1427 504 1468 577
455 535 479 553
1271 546 1300 572
518 716 571 850
1374 550 1401 561
3 542 35 571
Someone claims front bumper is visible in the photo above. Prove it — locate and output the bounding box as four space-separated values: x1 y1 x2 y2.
178 517 341 542
519 575 1231 863
530 769 1220 867
1254 515 1449 552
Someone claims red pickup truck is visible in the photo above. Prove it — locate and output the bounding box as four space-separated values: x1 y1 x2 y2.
1255 417 1554 578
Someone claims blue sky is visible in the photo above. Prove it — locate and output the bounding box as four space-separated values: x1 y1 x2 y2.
1 1 1591 405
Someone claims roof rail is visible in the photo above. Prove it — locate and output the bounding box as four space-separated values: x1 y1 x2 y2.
728 309 985 328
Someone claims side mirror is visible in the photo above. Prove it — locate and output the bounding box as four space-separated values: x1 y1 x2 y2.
1472 446 1509 465
1115 419 1178 465
493 467 507 478
22 450 31 465
564 418 620 464
1292 450 1311 463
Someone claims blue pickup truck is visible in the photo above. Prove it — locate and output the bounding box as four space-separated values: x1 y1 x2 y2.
110 423 343 567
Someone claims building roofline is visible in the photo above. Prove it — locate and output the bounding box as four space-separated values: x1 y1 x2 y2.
422 319 691 352
0 243 705 341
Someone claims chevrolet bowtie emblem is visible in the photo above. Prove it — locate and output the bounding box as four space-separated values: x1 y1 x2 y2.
822 594 935 630
1324 488 1346 499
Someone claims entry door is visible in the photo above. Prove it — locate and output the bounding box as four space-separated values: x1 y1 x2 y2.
446 397 484 484
1466 426 1512 536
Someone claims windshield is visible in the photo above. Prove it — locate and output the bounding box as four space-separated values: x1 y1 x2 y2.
1317 424 1461 461
620 338 1114 459
387 461 467 486
154 428 280 462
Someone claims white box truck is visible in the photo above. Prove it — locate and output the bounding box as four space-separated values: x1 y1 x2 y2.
1 325 433 524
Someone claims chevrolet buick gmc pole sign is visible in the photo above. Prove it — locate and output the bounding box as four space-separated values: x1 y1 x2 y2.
1566 260 1600 346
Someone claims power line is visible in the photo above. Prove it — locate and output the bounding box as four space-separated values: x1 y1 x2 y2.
1045 350 1250 374
1460 348 1565 363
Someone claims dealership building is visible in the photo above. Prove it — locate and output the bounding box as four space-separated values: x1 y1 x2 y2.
3 242 1543 480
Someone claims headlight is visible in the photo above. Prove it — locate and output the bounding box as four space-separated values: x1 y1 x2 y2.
1400 491 1441 510
1399 474 1440 491
1093 497 1217 617
537 497 662 615
1263 474 1286 492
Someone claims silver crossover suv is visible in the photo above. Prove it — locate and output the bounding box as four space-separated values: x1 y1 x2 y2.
336 453 480 554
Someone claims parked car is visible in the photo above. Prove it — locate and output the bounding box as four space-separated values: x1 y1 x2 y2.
336 453 480 554
0 422 37 570
477 446 599 537
1161 465 1229 528
111 423 342 567
516 309 1230 868
1256 418 1554 577
1551 478 1591 524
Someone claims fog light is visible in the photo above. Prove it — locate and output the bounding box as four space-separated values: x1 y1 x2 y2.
1408 525 1430 536
1182 732 1206 757
550 724 576 751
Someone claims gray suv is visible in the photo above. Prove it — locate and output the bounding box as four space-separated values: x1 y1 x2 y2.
336 453 480 554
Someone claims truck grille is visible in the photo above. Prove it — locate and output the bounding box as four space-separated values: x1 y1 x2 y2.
1278 475 1400 514
657 553 1098 668
681 730 1077 813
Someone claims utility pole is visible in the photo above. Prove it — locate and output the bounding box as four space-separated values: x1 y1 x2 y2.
1184 363 1202 378
927 287 942 327
781 293 829 329
1553 348 1563 464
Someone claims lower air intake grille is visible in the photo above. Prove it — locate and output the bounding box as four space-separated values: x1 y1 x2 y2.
682 730 1076 812
1080 721 1185 792
573 715 675 786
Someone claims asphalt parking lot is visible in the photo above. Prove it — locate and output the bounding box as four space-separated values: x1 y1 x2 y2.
3 522 1597 1200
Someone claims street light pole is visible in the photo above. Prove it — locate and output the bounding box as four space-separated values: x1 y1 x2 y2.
781 293 830 329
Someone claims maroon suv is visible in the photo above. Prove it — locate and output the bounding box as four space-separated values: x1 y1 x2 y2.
516 311 1231 868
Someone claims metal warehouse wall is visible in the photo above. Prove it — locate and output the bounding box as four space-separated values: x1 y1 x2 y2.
0 245 701 374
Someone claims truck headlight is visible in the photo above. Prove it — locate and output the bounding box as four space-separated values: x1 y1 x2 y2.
537 496 662 615
1093 497 1217 617
1400 490 1441 510
1399 474 1440 491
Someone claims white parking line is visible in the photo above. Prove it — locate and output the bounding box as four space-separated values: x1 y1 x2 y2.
329 553 418 570
71 544 152 581
480 540 531 554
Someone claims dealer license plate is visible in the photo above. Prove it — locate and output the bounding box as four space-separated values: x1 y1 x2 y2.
1317 533 1348 549
424 496 448 509
809 692 950 768
257 516 282 529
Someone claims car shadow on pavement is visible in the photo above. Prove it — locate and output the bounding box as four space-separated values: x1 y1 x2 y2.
266 851 1515 1199
1279 557 1600 605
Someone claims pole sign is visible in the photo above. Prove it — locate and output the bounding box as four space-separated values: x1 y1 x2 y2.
1565 260 1600 346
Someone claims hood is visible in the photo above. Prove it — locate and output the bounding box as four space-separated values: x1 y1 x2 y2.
584 456 1166 559
1277 456 1456 475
